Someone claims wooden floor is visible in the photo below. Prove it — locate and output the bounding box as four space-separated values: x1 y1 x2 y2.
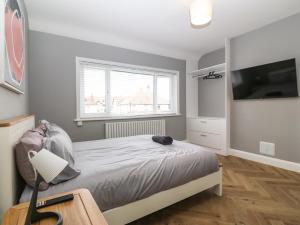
129 156 300 225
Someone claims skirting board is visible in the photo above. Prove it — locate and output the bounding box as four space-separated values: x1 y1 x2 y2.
229 148 300 173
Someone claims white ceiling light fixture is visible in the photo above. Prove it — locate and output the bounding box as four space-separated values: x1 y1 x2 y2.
190 0 213 27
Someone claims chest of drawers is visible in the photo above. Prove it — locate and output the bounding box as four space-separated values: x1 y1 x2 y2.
187 117 227 155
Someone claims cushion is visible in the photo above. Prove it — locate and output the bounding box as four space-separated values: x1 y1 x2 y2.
15 126 49 190
42 121 80 184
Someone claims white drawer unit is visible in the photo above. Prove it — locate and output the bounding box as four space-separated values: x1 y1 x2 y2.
187 117 227 155
188 131 222 149
187 118 224 134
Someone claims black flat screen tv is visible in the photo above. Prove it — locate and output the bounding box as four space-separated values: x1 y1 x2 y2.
231 59 298 100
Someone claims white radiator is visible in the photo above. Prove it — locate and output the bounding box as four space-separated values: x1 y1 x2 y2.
105 120 166 138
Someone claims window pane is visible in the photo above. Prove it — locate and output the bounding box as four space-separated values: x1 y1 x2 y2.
111 71 154 115
157 76 171 112
83 67 106 114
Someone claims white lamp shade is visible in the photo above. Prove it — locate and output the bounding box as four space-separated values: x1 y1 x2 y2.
29 149 68 183
190 0 212 26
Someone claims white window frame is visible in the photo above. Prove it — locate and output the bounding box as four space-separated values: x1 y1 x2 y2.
75 57 180 122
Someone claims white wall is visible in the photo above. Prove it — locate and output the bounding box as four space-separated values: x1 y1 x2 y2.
186 59 199 117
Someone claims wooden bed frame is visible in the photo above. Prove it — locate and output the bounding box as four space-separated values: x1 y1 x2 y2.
0 115 222 224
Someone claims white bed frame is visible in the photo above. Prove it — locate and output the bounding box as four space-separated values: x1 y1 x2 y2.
103 169 222 225
0 115 222 225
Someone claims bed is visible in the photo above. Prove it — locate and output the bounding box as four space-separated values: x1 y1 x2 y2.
0 115 222 225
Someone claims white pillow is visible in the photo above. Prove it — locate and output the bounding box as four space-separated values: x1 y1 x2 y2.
42 121 80 184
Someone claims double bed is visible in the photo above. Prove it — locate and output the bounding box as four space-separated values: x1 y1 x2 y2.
0 115 222 225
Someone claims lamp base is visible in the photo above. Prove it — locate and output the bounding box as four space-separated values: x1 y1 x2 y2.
25 174 63 225
30 211 63 225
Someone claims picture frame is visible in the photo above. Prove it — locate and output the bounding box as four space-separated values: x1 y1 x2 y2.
0 0 26 94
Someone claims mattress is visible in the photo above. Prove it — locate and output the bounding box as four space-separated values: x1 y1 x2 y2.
20 135 219 211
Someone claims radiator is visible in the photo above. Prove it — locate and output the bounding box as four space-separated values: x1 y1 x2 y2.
105 120 166 138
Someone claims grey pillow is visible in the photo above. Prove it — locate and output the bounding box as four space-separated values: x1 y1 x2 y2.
15 126 49 190
43 122 80 184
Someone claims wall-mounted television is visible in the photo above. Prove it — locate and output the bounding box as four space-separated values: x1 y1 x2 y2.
231 58 298 100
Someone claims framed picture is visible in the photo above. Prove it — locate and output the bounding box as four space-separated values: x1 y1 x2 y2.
0 0 26 94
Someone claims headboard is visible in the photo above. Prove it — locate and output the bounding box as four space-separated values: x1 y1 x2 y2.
0 115 35 218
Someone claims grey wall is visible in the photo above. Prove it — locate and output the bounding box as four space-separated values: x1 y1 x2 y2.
0 0 29 120
28 31 186 142
198 48 225 117
230 13 300 163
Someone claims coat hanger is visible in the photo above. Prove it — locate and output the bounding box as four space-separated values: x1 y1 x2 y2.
203 71 223 80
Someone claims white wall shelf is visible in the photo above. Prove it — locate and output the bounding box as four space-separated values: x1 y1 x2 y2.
190 63 226 78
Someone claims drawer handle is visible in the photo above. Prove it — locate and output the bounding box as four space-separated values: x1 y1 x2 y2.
200 121 207 123
200 134 207 137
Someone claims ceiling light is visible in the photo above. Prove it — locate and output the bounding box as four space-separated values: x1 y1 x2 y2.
190 0 212 27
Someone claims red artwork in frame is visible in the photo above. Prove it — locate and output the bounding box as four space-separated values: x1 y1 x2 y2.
0 0 25 94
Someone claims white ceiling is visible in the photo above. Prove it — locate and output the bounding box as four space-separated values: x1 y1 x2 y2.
25 0 300 60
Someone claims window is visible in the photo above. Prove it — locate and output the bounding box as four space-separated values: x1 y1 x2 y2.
157 76 171 112
110 71 154 115
77 58 179 120
81 66 106 114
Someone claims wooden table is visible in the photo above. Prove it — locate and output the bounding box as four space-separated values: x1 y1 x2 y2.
2 189 108 225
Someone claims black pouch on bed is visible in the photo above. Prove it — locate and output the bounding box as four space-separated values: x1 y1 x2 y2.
152 136 173 145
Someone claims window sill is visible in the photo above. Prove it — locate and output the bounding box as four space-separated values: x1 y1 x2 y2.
74 113 182 126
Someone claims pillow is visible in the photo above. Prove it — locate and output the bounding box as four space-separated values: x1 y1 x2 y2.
42 121 80 184
15 127 49 190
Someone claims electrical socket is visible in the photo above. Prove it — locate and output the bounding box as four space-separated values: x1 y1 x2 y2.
260 141 275 156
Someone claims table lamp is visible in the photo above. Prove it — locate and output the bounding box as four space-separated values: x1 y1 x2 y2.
25 149 68 225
